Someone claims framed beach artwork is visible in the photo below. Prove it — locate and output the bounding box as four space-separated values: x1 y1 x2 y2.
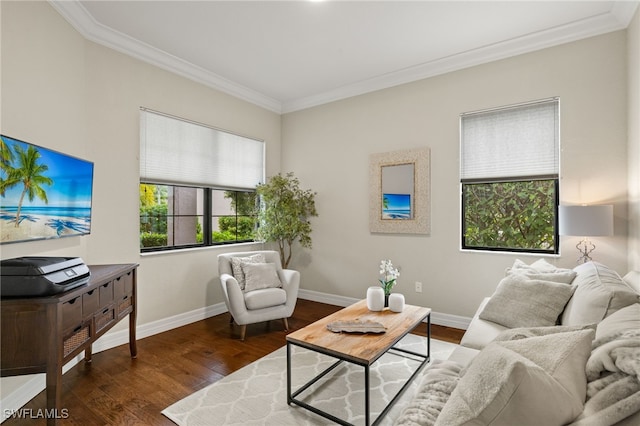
369 147 430 234
382 193 412 219
0 135 94 244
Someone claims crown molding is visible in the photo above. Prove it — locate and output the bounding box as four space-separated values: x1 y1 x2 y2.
48 1 637 115
281 5 636 113
611 1 640 27
48 0 283 114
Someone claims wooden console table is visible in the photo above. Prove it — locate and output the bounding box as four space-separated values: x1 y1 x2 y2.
1 263 139 425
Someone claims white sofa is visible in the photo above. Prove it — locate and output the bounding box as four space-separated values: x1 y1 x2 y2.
396 260 640 426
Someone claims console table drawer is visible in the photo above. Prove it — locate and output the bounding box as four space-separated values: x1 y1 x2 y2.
61 297 82 331
99 281 114 307
95 306 116 333
113 272 134 300
82 289 99 318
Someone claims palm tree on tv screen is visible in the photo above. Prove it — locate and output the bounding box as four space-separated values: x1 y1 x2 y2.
0 137 14 176
0 143 53 226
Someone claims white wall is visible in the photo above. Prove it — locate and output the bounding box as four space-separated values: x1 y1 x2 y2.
282 30 630 320
0 1 280 401
628 8 640 271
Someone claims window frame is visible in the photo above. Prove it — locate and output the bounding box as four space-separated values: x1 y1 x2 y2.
460 176 559 254
140 183 257 253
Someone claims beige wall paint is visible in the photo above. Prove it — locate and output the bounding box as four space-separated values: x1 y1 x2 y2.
629 8 640 271
1 1 89 261
1 1 279 400
282 31 630 319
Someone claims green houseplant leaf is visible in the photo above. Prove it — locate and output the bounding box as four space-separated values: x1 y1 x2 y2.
256 172 318 268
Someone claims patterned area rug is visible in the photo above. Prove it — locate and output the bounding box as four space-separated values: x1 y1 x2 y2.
162 334 457 426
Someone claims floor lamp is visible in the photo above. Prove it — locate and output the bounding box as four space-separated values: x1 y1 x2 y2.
559 205 613 264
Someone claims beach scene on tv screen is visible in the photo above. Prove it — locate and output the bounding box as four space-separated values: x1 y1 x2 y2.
382 193 412 219
0 135 93 244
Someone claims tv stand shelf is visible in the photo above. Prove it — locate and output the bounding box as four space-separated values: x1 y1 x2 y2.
1 263 138 425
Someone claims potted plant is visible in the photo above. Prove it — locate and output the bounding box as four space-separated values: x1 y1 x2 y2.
255 172 317 268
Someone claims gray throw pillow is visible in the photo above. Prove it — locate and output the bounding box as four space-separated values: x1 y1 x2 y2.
479 274 575 328
242 262 282 293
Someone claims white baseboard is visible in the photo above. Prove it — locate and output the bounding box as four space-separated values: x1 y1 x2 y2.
1 291 469 422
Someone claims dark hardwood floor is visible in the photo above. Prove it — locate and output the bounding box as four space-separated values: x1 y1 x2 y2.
3 299 464 425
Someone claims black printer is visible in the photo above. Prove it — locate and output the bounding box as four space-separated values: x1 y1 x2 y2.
1 256 90 297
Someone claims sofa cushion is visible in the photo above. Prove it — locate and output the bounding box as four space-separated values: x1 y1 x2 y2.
623 271 640 293
594 303 640 341
459 297 509 350
435 329 594 426
243 287 287 310
446 346 480 368
561 262 640 326
479 274 575 328
242 262 282 292
507 258 577 283
493 324 596 342
230 253 266 290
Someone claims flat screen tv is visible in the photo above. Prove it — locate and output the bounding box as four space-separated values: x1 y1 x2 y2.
1 134 94 244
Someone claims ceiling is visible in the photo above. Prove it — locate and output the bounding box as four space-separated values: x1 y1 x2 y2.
50 1 639 113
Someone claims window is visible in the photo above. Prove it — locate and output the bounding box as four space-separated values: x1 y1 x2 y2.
211 189 257 244
460 98 559 253
139 109 263 252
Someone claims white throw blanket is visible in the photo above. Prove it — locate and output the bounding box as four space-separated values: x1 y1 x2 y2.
569 329 640 426
394 360 463 426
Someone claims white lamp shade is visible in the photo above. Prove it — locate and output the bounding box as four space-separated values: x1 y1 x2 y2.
559 205 613 237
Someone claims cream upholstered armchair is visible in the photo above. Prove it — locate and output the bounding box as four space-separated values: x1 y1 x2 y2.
218 250 300 340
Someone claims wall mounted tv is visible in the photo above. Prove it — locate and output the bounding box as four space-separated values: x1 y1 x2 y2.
0 135 94 244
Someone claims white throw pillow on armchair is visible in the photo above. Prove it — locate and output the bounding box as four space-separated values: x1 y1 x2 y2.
242 262 282 292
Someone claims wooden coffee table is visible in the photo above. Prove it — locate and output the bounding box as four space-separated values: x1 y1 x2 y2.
286 299 431 426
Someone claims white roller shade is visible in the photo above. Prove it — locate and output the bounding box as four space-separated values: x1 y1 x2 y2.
461 98 559 181
140 109 264 189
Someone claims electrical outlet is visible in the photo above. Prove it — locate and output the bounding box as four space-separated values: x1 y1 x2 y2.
415 281 423 293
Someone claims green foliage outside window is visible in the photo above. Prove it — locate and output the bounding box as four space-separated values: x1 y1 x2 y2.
463 179 557 252
140 202 169 248
140 185 168 248
209 191 258 243
225 191 257 216
212 215 256 242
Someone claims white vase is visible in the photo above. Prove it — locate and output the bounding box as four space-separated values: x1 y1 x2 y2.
366 286 385 311
389 293 405 313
